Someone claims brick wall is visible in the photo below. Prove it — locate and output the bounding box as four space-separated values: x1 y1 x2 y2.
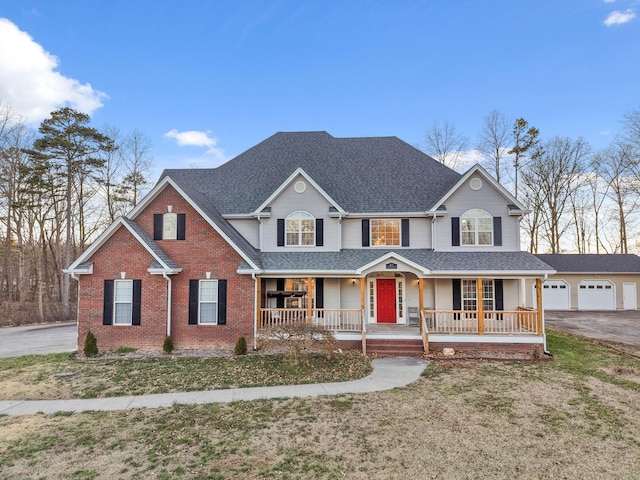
77 184 255 353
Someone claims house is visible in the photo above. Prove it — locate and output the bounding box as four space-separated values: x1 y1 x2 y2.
526 254 640 311
65 131 555 356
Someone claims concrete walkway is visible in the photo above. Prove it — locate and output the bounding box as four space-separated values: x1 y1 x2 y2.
0 356 428 417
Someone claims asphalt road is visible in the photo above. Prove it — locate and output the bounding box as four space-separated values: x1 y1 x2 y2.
0 322 77 358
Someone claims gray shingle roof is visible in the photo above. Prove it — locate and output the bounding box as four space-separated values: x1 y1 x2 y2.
259 249 554 274
121 217 179 270
161 131 462 214
535 254 640 273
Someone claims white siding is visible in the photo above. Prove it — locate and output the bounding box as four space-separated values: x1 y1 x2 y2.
227 218 259 248
434 173 521 252
339 278 362 309
261 174 340 252
322 278 341 309
341 217 432 249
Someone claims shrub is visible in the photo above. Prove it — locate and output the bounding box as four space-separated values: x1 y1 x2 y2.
163 335 174 354
83 331 98 357
234 336 248 355
257 323 338 365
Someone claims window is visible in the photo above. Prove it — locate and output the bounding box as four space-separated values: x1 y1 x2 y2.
189 279 227 325
285 211 315 246
114 279 133 325
371 219 400 246
163 212 177 240
460 209 493 245
154 213 186 240
462 279 494 311
199 280 218 324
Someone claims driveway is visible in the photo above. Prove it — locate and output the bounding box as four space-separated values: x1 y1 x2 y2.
545 310 640 347
0 322 77 358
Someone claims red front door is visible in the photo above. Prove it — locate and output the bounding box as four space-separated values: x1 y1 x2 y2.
376 279 397 323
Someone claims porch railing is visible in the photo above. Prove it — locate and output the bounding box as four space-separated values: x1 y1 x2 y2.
422 309 539 335
259 308 362 332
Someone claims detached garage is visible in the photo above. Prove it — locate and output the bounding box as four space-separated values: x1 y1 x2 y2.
530 254 640 311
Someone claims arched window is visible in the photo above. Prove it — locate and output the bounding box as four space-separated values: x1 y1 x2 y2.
460 209 492 245
286 211 315 246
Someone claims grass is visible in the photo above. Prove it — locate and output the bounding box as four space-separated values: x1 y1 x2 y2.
0 331 639 479
0 351 371 400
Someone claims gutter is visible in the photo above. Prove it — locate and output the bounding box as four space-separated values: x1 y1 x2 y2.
252 273 258 351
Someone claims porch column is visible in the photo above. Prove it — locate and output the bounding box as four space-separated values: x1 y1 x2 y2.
536 277 543 336
256 276 262 332
418 278 424 333
477 277 484 335
307 276 314 323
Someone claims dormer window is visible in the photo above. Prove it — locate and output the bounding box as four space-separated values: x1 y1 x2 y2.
461 209 493 245
286 211 315 246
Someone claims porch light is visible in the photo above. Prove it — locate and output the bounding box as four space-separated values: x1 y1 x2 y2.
351 278 356 286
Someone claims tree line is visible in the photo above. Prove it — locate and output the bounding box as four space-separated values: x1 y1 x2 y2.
0 103 153 325
422 108 640 255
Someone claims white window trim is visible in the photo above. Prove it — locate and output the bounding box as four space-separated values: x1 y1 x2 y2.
163 212 178 240
370 218 401 247
199 279 219 325
462 279 495 311
460 209 493 246
114 279 133 325
285 211 315 247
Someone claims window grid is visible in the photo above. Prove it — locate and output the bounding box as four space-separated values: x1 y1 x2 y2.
462 279 494 311
286 212 315 246
461 209 493 246
371 219 400 246
114 279 133 325
199 280 218 324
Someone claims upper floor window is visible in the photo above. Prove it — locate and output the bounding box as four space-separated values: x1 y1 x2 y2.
461 209 492 246
154 211 186 240
163 212 178 240
286 211 315 246
371 219 400 246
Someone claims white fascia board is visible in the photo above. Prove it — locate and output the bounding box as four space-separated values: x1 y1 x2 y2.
257 270 357 277
134 176 260 271
355 252 431 275
347 212 428 218
430 164 527 212
63 263 93 275
429 269 556 277
253 167 346 215
148 268 182 275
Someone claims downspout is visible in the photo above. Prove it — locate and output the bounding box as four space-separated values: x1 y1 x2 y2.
70 272 81 352
431 215 437 250
163 273 172 337
252 272 258 351
542 273 549 354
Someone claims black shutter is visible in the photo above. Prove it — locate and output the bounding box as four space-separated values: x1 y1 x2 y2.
315 278 324 309
316 219 324 246
132 280 142 325
362 219 370 247
493 217 502 246
217 280 227 325
177 214 186 240
276 278 285 308
401 219 410 247
153 214 163 240
452 279 461 311
495 279 504 311
188 279 199 324
451 217 460 246
103 279 114 325
277 219 285 246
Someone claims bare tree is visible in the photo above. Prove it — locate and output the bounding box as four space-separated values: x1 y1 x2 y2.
421 120 469 170
476 110 511 183
120 129 154 208
508 118 540 198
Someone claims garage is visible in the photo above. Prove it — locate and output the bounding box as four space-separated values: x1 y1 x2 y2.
578 280 615 310
537 280 570 310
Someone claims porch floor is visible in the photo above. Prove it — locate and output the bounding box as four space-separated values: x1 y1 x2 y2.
366 323 421 337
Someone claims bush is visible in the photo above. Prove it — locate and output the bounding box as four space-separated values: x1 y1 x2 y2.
163 335 174 354
257 323 338 365
234 336 248 355
83 331 98 357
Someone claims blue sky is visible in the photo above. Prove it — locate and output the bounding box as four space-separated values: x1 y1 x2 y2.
1 1 639 180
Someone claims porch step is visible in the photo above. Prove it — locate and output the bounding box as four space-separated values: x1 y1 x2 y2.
365 338 425 357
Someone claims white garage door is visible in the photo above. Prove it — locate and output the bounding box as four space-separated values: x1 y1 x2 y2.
539 280 570 310
578 280 615 310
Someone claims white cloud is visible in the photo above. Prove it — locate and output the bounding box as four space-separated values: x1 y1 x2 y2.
0 18 107 123
603 9 637 26
164 129 226 161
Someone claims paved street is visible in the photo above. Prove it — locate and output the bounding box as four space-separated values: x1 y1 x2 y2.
0 322 77 358
545 310 640 347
